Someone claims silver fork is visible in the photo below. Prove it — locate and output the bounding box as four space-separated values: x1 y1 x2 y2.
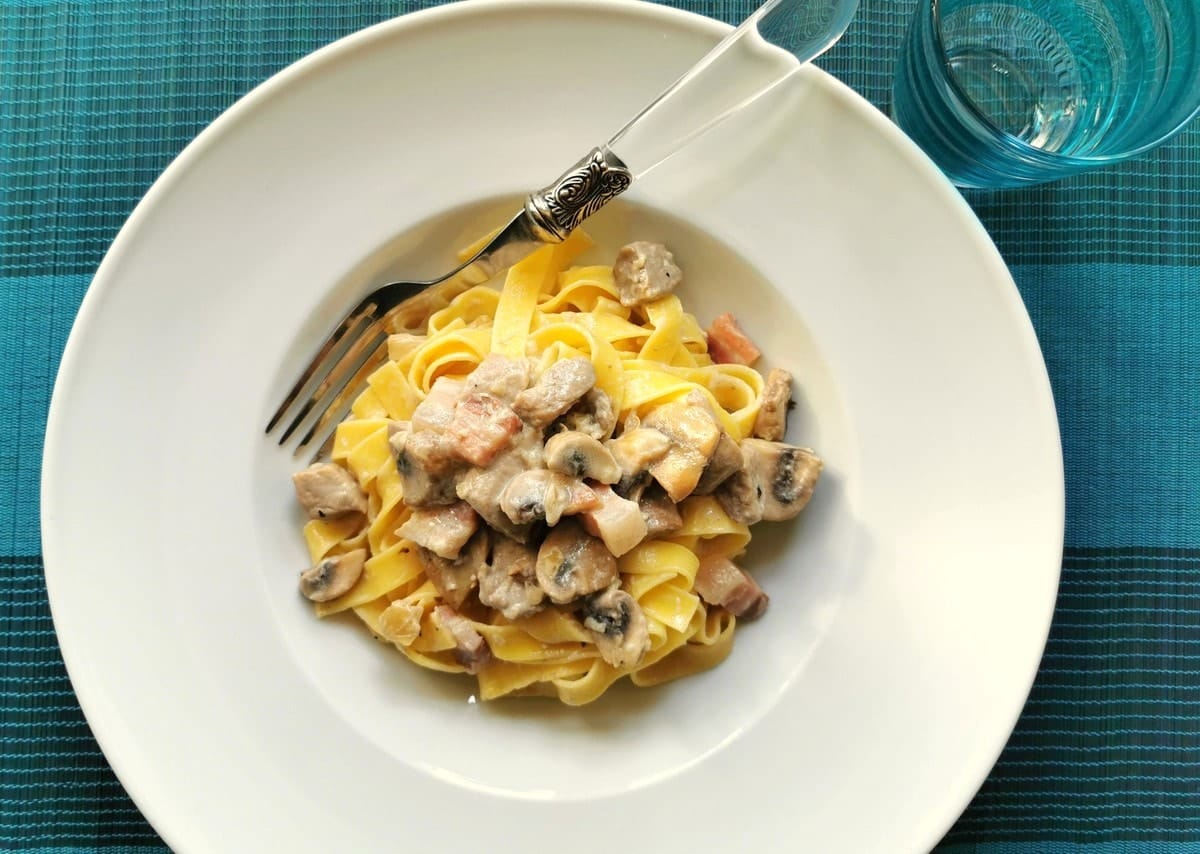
267 0 859 458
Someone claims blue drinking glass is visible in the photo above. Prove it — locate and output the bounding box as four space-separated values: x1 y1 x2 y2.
893 0 1200 188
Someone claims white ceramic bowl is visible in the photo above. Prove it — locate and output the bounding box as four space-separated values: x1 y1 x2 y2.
42 1 1063 851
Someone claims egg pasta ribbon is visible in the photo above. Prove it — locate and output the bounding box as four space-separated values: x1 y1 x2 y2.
299 234 777 704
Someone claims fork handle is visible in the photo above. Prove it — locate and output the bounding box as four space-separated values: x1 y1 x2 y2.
519 0 856 242
523 147 633 243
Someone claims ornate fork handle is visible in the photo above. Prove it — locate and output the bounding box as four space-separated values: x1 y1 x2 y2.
524 147 634 243
484 0 854 252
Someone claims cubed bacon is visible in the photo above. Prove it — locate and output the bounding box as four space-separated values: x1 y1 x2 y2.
444 392 521 467
292 462 367 519
397 501 480 560
512 358 596 428
638 488 683 538
580 483 648 558
412 376 465 432
464 353 532 404
694 555 769 620
706 313 761 366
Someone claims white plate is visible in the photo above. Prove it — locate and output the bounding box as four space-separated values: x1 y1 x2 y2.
41 1 1064 851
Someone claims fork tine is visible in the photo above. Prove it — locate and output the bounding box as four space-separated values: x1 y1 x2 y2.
276 315 387 445
300 350 387 463
293 330 389 458
309 420 342 464
265 303 375 435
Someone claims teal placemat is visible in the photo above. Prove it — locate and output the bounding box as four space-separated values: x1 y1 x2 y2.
3 0 1198 850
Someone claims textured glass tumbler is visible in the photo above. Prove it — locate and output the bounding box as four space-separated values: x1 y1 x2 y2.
893 0 1200 188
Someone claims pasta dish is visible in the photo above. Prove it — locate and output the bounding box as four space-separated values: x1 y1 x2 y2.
289 233 822 705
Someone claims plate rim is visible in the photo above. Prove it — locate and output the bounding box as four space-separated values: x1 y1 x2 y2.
40 1 1065 850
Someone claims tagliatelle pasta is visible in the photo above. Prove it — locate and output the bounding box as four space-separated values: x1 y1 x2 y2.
290 232 822 705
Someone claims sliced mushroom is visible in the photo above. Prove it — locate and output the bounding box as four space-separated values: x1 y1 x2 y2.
579 586 651 669
544 431 621 484
612 241 682 308
512 358 596 428
613 469 654 503
434 605 491 674
397 501 480 560
478 535 546 620
390 427 461 507
694 555 769 619
499 469 599 526
556 388 618 440
292 462 368 519
535 519 618 604
378 599 424 645
639 487 683 538
694 431 743 495
498 470 558 526
642 400 722 502
419 530 488 608
580 483 648 558
713 466 762 525
752 368 793 441
747 438 822 521
299 548 367 602
758 441 821 521
444 392 522 467
715 439 822 524
464 353 532 404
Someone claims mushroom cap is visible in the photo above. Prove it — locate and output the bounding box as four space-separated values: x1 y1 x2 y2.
544 431 622 484
499 469 599 526
299 548 367 602
740 439 823 522
694 430 743 495
535 519 618 604
580 586 651 669
556 388 618 441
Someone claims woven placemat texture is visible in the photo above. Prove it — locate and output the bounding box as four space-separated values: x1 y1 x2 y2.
3 0 1198 850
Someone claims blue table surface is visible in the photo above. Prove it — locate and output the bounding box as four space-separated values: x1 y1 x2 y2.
2 1 1199 851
